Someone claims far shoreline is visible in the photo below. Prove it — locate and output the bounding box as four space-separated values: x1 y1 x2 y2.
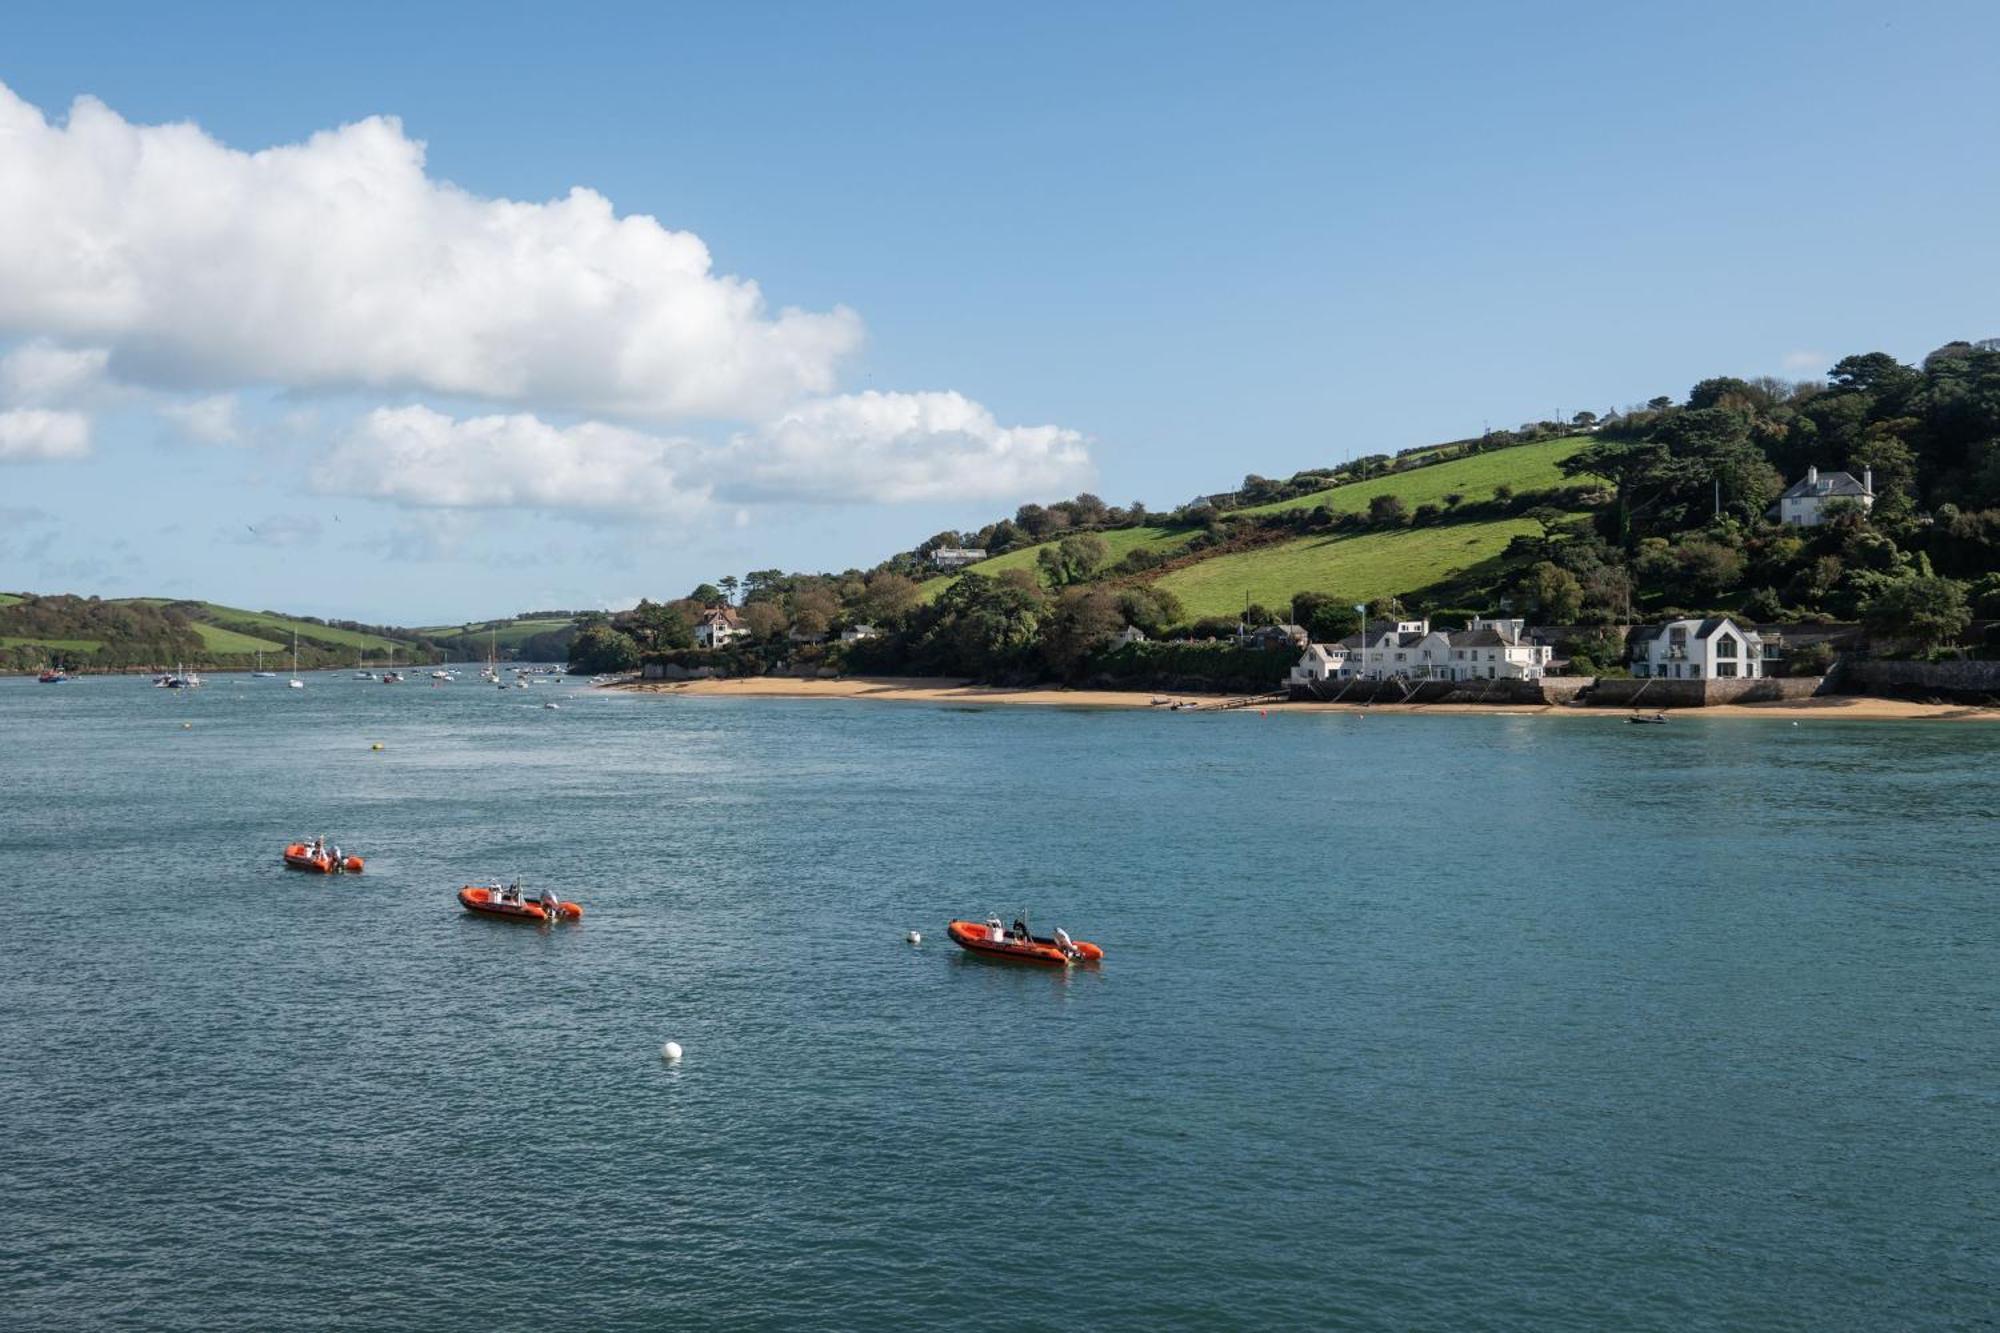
607 675 2000 722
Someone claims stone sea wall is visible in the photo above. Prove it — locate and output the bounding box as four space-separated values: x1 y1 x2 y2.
1284 674 1826 707
1837 659 2000 704
1583 676 1827 708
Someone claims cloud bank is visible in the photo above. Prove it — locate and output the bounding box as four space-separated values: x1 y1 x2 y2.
0 80 1090 509
318 405 710 516
728 391 1091 503
0 83 857 420
0 408 91 460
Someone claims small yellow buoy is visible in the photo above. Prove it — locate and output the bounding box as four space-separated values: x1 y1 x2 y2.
371 742 384 750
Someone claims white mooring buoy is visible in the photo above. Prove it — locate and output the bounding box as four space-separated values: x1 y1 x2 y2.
660 1041 683 1063
906 930 922 945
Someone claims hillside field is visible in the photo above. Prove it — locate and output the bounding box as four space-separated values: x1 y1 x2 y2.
915 437 1600 619
1238 435 1592 518
420 617 575 653
1 635 104 652
187 622 288 654
1152 517 1552 618
124 601 407 653
919 525 1193 602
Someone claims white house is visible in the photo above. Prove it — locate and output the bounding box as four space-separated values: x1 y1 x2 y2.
693 606 748 649
1627 617 1764 679
839 623 881 644
1108 624 1147 649
1773 465 1873 526
1288 615 1552 686
930 547 989 569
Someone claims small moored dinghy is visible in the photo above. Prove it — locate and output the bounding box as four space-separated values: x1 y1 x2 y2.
458 882 583 923
947 917 1102 965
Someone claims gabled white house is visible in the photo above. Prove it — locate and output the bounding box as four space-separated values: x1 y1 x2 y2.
1108 624 1147 649
694 606 748 649
839 623 881 644
930 547 989 569
1627 617 1764 679
1288 615 1552 685
1772 465 1873 526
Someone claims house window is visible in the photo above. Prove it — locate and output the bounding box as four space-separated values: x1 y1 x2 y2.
1395 652 1405 662
1716 637 1737 658
1718 662 1738 678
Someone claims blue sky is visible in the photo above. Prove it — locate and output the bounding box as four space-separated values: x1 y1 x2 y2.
3 1 1996 623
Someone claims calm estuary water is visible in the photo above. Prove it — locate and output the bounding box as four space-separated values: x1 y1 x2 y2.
1 674 1995 1330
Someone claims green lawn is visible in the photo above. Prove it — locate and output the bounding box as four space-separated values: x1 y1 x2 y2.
1237 435 1595 519
1152 516 1553 619
919 526 1195 602
1 636 105 651
187 622 288 654
0 593 23 607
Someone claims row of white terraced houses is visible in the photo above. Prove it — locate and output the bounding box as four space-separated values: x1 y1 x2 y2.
1287 616 1771 685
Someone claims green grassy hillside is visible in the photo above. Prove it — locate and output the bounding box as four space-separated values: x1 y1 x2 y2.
186 622 289 655
919 526 1192 602
916 437 1599 619
1 635 104 652
419 617 575 653
1237 435 1591 518
159 602 407 653
1154 517 1551 618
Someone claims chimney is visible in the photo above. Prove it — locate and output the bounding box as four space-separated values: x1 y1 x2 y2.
1807 464 1818 486
1862 467 1873 494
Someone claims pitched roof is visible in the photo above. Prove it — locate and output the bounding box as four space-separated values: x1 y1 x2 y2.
1780 470 1871 499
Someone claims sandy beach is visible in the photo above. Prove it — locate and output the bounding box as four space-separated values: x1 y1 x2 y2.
610 676 1998 721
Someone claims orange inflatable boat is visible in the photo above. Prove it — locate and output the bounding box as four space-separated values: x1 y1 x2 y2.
283 843 364 874
947 918 1103 965
457 884 583 923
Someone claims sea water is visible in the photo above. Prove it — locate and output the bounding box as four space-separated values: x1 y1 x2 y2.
1 675 1995 1329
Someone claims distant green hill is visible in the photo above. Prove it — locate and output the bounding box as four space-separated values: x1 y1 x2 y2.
3 591 593 671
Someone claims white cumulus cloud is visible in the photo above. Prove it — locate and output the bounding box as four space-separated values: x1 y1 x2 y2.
309 391 1091 514
161 394 242 445
315 405 711 517
724 391 1093 503
0 80 1093 517
0 340 110 406
0 408 91 460
0 81 860 420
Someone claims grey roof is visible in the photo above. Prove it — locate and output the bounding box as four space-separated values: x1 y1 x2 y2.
1447 628 1512 648
1780 470 1871 499
1628 617 1761 645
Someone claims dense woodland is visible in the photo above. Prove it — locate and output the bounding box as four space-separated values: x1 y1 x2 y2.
0 596 207 670
565 341 2000 684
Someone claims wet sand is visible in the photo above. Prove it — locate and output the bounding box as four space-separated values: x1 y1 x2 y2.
610 676 1998 721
